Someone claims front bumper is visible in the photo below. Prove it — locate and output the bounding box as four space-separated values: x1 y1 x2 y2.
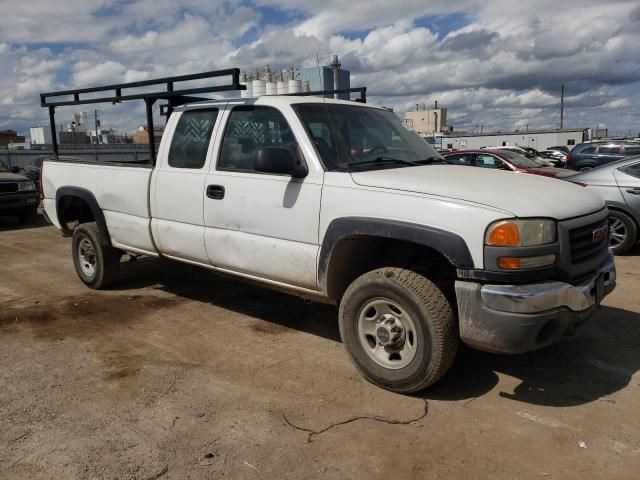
0 192 40 210
455 251 616 354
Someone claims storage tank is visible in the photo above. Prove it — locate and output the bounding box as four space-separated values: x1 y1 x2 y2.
266 82 277 96
252 79 266 97
302 80 310 93
277 80 288 95
240 73 253 98
288 79 302 94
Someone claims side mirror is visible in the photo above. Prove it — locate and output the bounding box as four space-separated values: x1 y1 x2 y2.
255 147 308 178
11 166 20 174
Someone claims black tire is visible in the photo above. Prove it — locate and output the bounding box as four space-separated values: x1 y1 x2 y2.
338 268 458 393
609 210 637 255
71 222 121 289
18 206 38 224
578 164 597 172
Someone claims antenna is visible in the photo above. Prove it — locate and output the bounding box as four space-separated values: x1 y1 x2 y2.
560 84 565 129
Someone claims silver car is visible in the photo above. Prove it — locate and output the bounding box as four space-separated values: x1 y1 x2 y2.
568 157 640 254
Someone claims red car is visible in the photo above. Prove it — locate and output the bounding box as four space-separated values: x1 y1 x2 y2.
441 149 572 178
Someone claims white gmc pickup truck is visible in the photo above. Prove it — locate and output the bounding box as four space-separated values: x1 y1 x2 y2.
42 95 616 393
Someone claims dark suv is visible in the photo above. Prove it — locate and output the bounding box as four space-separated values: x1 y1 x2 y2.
0 160 40 224
567 141 640 171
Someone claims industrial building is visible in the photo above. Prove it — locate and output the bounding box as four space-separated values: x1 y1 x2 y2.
436 128 590 151
404 103 448 136
0 130 26 147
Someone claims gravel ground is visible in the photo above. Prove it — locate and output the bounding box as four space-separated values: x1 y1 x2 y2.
1 214 639 479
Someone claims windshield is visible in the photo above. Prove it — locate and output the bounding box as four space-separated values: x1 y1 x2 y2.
0 161 9 173
499 150 542 168
292 103 444 171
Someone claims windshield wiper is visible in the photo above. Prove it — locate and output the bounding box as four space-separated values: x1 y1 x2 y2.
414 156 450 165
347 156 420 169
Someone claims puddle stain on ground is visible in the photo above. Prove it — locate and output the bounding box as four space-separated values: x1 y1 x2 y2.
0 293 178 337
1 293 203 385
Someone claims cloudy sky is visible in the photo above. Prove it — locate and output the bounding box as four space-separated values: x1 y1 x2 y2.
1 0 639 138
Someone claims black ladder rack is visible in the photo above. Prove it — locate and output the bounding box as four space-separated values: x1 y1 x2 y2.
40 69 367 164
40 69 246 164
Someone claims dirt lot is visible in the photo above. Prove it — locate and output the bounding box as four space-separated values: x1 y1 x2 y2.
1 215 639 480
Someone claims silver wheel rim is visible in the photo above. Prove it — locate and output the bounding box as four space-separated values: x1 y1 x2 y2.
357 297 418 370
609 218 627 248
78 237 96 277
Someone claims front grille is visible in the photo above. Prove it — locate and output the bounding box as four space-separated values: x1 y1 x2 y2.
569 218 608 264
0 182 18 194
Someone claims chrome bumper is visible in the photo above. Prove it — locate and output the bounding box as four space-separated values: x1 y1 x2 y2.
455 251 616 354
480 251 616 314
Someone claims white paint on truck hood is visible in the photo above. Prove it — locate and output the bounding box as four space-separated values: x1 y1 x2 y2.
350 165 604 220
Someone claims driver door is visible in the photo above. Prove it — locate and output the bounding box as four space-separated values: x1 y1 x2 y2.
203 104 323 289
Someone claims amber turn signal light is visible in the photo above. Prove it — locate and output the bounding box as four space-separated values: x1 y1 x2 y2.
487 222 520 246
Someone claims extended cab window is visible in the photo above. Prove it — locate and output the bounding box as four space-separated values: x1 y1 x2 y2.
168 109 218 169
218 106 299 173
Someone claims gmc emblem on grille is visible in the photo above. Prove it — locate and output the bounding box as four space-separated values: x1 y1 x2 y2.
592 225 608 243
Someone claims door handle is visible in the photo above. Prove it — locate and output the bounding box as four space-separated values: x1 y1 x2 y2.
626 188 640 195
206 184 225 200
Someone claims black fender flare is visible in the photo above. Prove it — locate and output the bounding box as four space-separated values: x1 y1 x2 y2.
56 186 111 245
318 216 474 289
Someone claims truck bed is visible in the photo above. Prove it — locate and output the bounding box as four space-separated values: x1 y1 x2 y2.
43 158 157 255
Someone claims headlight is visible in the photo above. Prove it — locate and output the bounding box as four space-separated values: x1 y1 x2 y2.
18 181 36 192
485 219 556 247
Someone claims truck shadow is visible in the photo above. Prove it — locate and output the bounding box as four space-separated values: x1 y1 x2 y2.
116 257 341 342
426 305 640 406
0 211 49 231
116 258 639 406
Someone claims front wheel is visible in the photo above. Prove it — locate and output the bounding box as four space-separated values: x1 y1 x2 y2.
609 210 637 254
72 222 121 289
338 268 458 393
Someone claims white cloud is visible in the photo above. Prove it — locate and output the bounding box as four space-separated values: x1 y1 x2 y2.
0 0 639 136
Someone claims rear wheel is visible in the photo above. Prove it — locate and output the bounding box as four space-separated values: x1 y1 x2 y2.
609 210 637 254
72 222 121 288
338 268 458 393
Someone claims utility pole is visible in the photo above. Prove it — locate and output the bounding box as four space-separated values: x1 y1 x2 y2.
94 109 100 161
560 84 565 129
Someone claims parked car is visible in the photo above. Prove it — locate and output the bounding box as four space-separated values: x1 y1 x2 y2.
24 156 46 190
547 145 570 154
566 141 640 171
566 157 640 254
0 160 40 223
442 149 572 178
41 71 616 393
539 149 568 167
482 145 555 167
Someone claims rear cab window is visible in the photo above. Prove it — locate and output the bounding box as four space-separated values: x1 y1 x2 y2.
168 109 219 169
